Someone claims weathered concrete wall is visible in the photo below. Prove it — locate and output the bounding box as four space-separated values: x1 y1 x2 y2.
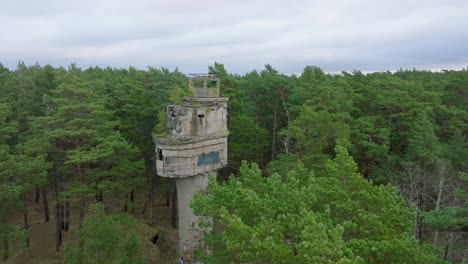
166 99 228 138
176 173 213 261
155 136 227 177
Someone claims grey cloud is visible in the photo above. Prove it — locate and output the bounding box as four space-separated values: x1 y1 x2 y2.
1 0 467 74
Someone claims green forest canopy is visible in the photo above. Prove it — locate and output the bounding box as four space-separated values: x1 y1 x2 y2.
0 62 466 263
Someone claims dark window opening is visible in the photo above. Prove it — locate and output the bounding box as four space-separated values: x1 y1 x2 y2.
198 114 205 124
157 148 163 161
210 80 217 88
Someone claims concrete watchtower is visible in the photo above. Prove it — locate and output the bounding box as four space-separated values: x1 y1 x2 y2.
154 74 228 261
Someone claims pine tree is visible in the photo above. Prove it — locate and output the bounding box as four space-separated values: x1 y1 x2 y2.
64 203 146 264
192 146 444 263
40 70 144 250
0 103 25 260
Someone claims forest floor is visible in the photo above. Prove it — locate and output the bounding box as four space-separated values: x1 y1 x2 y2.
4 180 178 264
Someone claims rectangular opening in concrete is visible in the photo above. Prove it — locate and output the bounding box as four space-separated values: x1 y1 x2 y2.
157 148 163 161
197 113 205 124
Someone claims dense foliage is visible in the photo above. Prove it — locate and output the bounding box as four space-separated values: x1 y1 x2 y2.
64 203 146 264
0 61 466 262
192 147 443 263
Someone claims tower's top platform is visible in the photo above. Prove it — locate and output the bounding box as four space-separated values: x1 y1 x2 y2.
188 74 220 98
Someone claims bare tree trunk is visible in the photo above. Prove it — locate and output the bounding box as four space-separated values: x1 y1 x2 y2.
78 198 85 251
55 194 63 251
42 187 50 222
78 164 85 230
143 160 157 225
434 163 447 210
64 201 70 232
444 232 454 261
61 200 65 230
444 242 449 261
79 198 84 229
415 176 424 244
51 182 56 201
279 89 291 154
433 163 447 246
124 194 129 212
23 194 30 247
253 94 262 163
148 169 154 226
130 189 135 213
432 229 440 247
35 187 40 203
171 179 177 228
2 240 8 261
271 95 279 160
95 189 99 202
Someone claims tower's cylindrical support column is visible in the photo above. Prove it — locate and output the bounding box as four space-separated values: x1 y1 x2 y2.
176 172 213 261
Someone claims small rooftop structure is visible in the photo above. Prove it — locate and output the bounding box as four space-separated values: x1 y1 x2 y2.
188 74 220 98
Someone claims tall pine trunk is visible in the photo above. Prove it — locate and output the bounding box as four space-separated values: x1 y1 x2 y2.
271 95 279 161
2 240 8 261
279 89 291 154
55 199 63 251
443 232 454 261
51 182 56 201
79 197 84 229
64 201 70 231
415 176 424 244
23 193 30 247
35 187 40 203
130 189 135 213
148 168 154 226
433 162 448 246
42 187 50 222
78 164 85 229
55 180 64 252
124 194 129 212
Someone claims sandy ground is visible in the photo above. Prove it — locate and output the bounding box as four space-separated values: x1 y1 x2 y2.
4 179 178 264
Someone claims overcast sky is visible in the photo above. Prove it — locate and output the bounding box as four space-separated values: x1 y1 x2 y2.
1 0 468 74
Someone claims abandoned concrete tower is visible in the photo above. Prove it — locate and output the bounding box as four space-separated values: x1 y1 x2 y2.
153 74 228 260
